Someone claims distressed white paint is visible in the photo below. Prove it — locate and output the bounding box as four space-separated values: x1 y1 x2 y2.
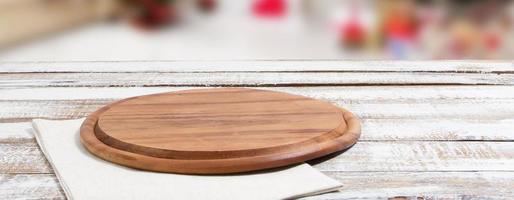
362 119 514 140
2 139 513 173
2 172 514 200
1 86 514 140
0 60 512 72
0 61 513 199
2 86 514 101
3 119 513 142
306 172 514 199
0 174 64 199
2 98 513 121
0 122 33 140
1 72 514 87
314 141 514 172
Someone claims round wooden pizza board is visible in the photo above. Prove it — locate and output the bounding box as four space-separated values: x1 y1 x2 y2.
80 88 361 174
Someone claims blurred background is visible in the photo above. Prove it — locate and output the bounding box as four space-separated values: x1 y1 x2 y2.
0 0 513 61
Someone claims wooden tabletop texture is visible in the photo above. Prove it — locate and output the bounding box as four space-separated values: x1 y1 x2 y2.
0 60 513 199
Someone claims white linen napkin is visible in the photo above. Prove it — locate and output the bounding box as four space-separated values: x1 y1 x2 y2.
32 118 342 200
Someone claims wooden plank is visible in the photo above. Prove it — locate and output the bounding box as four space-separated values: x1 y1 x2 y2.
0 60 512 73
2 172 513 200
0 122 34 142
2 98 514 120
1 72 514 87
0 174 64 200
3 86 514 101
2 135 512 173
3 118 514 143
4 99 514 121
0 142 52 173
0 123 51 174
1 86 514 140
362 119 514 141
313 141 514 172
305 171 514 199
2 100 514 139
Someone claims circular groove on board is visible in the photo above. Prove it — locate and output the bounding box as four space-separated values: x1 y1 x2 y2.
80 88 361 174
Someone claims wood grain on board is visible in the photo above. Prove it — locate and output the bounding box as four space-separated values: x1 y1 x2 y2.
80 88 360 174
0 61 513 199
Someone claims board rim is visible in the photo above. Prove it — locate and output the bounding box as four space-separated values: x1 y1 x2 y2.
80 88 361 174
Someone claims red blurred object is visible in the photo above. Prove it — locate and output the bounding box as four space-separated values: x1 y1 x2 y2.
197 0 217 13
252 0 287 18
131 0 178 29
340 5 366 48
484 32 501 51
383 10 418 41
341 21 366 48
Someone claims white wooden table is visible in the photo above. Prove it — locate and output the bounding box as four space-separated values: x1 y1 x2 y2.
0 60 513 199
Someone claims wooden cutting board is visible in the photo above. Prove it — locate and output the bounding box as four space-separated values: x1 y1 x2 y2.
80 88 360 174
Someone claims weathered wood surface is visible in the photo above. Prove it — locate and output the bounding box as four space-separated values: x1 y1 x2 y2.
2 72 514 87
0 174 64 200
0 60 512 72
0 61 513 199
3 136 514 174
2 123 514 174
1 87 513 140
306 171 514 200
2 172 514 200
4 97 514 121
